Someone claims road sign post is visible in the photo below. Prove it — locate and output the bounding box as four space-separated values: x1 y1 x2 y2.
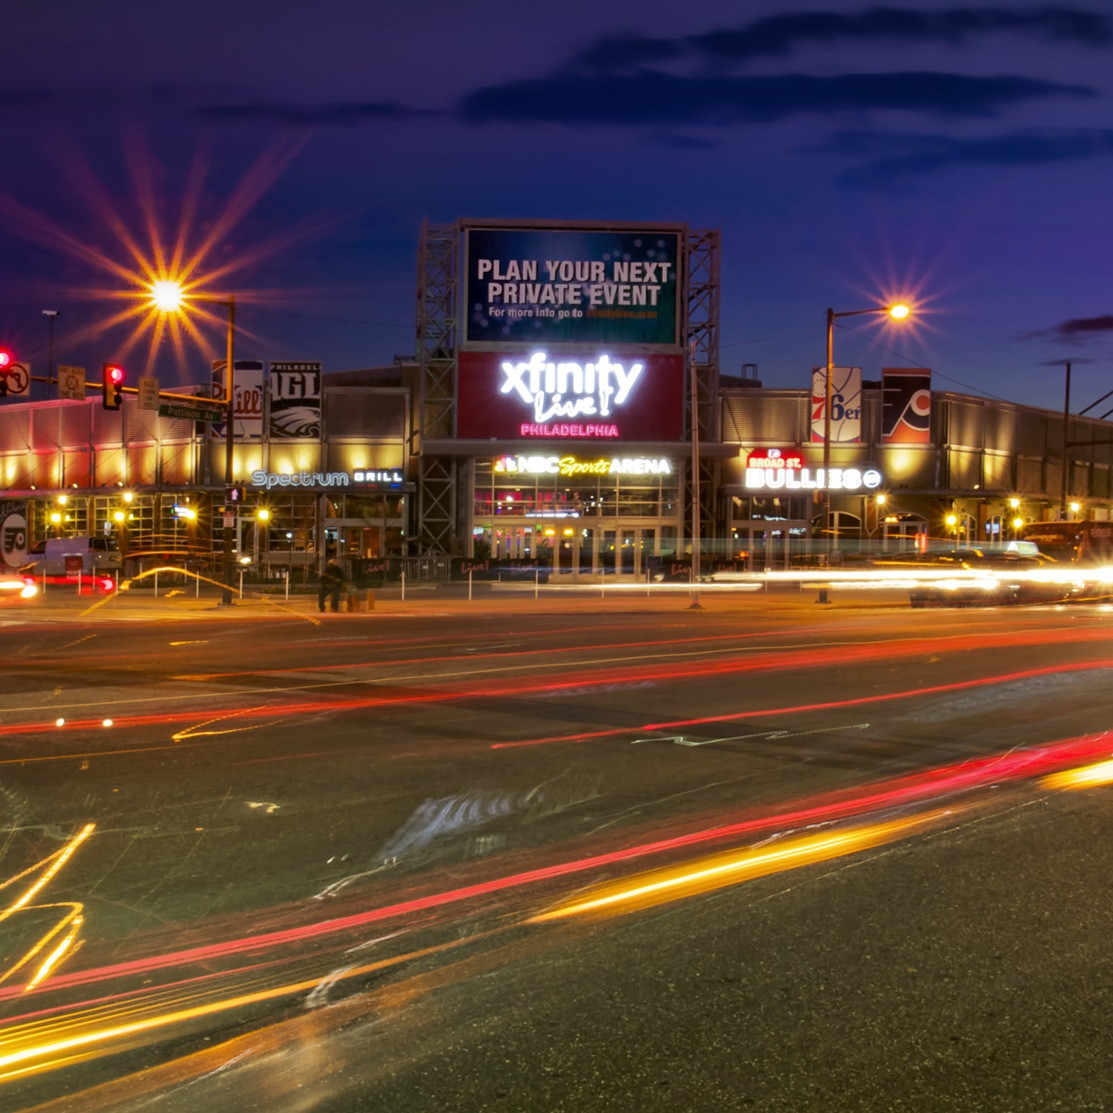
57 365 86 401
138 377 160 411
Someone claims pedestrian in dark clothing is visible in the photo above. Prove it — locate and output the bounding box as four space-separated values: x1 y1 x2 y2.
318 561 345 613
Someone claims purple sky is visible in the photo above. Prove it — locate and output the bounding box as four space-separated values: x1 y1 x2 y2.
2 1 1112 413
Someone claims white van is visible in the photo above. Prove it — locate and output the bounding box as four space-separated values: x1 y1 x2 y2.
21 536 122 578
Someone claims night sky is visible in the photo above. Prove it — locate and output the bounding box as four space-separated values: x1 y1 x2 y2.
2 2 1112 413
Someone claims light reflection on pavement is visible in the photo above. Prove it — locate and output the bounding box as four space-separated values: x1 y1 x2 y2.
2 591 1112 1109
2 729 1111 1095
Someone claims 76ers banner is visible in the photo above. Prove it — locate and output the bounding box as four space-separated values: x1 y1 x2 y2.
810 366 862 444
882 368 931 444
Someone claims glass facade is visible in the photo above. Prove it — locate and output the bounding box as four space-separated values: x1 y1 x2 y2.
470 458 682 577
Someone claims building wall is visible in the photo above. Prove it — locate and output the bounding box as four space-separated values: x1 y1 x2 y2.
720 385 1113 547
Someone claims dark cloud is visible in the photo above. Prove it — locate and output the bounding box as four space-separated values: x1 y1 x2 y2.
831 127 1113 182
1052 314 1113 338
198 101 423 125
461 71 1092 127
1019 316 1113 342
691 6 1113 64
568 6 1112 72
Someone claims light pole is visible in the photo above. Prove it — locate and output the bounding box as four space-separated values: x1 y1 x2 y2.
150 282 237 605
822 304 911 551
254 506 270 570
220 296 236 604
43 310 59 380
689 339 701 610
1060 360 1071 520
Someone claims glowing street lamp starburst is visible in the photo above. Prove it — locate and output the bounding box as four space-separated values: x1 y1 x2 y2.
150 280 185 314
0 132 330 381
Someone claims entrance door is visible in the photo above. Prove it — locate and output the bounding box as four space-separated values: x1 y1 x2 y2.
507 524 662 580
612 526 657 579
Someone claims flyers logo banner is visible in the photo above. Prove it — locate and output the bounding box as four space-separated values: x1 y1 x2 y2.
882 368 931 444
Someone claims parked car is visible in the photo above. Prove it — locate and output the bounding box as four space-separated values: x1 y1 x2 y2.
20 535 122 578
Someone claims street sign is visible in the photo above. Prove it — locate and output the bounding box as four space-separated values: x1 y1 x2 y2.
57 365 86 402
158 403 222 422
2 361 30 397
138 376 160 411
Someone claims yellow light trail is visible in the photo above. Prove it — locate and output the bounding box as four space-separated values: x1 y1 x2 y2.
0 934 472 1084
0 824 94 992
1040 758 1113 791
529 810 952 923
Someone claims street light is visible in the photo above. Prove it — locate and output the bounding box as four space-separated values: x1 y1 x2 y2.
151 281 237 605
822 303 911 550
254 507 270 569
1052 360 1073 520
864 492 887 540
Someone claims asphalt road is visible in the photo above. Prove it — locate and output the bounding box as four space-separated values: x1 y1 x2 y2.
1 586 1111 1111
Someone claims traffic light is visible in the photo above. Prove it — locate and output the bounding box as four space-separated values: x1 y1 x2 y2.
0 347 12 397
102 363 125 410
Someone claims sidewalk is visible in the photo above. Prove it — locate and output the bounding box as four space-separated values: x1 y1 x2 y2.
11 580 911 623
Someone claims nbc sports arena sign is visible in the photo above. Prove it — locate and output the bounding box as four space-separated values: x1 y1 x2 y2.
464 225 681 346
457 350 684 441
742 448 882 491
493 454 674 478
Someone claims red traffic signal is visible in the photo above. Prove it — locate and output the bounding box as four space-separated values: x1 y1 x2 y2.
102 363 125 410
0 347 13 397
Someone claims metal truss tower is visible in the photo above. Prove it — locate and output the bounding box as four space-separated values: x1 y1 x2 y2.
414 221 460 554
685 228 722 545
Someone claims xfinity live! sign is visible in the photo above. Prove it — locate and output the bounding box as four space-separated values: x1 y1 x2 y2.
464 226 680 346
500 352 642 425
457 351 685 441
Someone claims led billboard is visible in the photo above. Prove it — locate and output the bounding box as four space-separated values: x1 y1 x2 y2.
457 350 685 441
464 226 681 347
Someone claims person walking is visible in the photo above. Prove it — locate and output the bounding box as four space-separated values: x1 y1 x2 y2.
318 559 346 613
